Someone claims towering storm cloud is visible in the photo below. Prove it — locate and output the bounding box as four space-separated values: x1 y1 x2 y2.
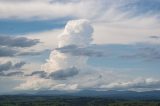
16 19 160 91
42 19 93 74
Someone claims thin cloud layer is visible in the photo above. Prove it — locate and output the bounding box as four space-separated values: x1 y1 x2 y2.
56 45 105 57
0 0 159 20
100 78 160 91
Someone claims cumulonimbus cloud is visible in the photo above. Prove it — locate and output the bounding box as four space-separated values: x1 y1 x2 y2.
41 19 93 73
17 19 94 90
16 19 160 91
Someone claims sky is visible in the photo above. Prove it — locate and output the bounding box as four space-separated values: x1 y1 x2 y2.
0 0 160 94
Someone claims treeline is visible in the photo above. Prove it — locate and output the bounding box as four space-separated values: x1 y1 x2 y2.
0 96 160 106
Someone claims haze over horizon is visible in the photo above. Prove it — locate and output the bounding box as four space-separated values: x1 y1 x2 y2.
0 0 160 94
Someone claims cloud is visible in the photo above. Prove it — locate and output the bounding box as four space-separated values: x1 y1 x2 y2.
0 61 26 72
0 36 47 59
0 61 25 77
49 67 79 80
12 18 160 92
18 49 50 56
121 43 160 61
100 78 160 91
0 0 159 20
0 36 40 47
0 0 105 20
56 45 105 57
1 0 159 48
0 61 12 72
15 77 56 90
15 76 78 91
2 71 24 77
42 19 93 73
14 61 26 68
28 67 79 80
58 19 93 47
0 46 17 57
26 29 61 50
56 43 160 61
28 71 47 78
0 46 48 57
0 0 159 93
17 19 94 90
149 35 160 39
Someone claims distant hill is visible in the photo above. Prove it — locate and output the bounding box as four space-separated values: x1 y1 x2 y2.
35 90 160 100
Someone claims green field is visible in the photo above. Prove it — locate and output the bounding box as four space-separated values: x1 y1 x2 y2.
0 96 160 106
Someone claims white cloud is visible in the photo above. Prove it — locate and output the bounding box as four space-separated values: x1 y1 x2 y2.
100 78 160 91
26 29 62 50
15 76 56 90
93 16 160 44
15 76 78 91
15 66 160 91
0 0 105 20
2 0 159 45
42 19 93 73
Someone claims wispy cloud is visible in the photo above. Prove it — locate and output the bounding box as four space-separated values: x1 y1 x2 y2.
56 45 105 57
0 0 159 20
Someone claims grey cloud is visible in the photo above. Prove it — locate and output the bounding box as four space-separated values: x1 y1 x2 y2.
14 61 26 68
101 78 160 91
0 72 5 76
5 71 24 77
149 35 160 39
18 49 50 56
120 44 160 61
49 0 80 3
0 46 18 57
138 47 160 60
28 71 47 78
0 61 12 72
18 51 43 56
56 45 105 57
49 67 79 80
0 61 26 72
0 36 40 47
27 67 79 80
0 47 48 57
0 71 24 77
0 36 48 57
58 44 160 61
126 48 160 60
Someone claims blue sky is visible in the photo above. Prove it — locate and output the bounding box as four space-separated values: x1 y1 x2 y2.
0 19 67 35
0 0 160 94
